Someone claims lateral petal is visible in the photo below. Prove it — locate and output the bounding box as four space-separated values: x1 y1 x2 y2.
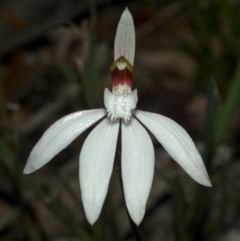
121 118 154 225
134 110 211 187
80 118 120 225
24 109 106 174
114 8 135 65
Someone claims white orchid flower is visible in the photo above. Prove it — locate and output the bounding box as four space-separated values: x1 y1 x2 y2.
23 8 211 226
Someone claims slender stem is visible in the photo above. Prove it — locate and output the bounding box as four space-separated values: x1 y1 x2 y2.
116 135 142 241
106 191 120 241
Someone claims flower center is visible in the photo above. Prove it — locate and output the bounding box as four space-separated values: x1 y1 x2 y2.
104 57 138 122
104 88 138 122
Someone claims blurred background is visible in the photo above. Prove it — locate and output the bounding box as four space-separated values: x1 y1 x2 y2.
0 0 240 240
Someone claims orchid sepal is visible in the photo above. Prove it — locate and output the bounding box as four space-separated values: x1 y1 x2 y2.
114 7 135 66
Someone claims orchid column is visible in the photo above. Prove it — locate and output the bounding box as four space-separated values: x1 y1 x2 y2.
104 9 137 122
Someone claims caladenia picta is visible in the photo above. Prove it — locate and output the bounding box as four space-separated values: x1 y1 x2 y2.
23 8 211 226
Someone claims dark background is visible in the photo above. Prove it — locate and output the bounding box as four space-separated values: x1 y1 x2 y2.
0 0 240 240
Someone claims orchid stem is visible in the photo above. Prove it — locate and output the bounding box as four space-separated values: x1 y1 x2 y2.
116 135 142 241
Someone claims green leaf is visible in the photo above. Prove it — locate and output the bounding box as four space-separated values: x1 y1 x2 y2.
0 138 17 176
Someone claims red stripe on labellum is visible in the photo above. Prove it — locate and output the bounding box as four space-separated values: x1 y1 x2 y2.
111 63 133 89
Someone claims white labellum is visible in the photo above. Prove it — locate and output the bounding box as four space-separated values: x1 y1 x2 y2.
104 88 138 122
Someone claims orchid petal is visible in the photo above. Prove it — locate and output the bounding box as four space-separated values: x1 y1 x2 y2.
134 110 211 187
121 118 154 225
114 8 135 65
23 109 106 174
80 118 119 225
